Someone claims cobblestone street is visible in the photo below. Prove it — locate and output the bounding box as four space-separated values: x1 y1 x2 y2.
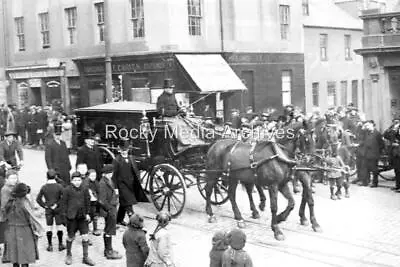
6 148 400 267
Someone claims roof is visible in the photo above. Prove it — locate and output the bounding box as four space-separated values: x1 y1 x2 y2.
74 101 157 113
303 0 363 30
175 54 247 93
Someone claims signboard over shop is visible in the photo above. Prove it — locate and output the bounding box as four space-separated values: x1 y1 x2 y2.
82 58 174 75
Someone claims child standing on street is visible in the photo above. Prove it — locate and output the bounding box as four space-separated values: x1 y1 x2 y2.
210 230 229 267
326 149 348 200
62 172 95 266
122 213 149 267
98 164 122 260
84 169 101 236
36 169 66 252
222 228 253 267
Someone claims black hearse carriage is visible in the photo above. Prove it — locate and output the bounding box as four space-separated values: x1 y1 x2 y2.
74 101 228 218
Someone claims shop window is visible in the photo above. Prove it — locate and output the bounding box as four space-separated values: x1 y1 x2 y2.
39 12 50 48
340 80 348 105
15 17 25 51
95 2 105 42
188 0 202 36
131 0 145 38
327 81 336 106
352 80 358 107
65 7 77 45
282 70 292 106
312 82 319 107
279 5 290 40
320 34 328 61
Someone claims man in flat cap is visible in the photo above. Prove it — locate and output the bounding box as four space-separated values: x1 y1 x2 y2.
0 131 23 174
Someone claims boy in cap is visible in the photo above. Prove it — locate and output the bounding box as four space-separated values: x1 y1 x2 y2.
210 230 229 267
36 169 66 252
222 228 253 267
98 164 122 260
62 171 95 266
83 169 101 236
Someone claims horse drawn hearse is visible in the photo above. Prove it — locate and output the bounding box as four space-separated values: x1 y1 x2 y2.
75 101 230 219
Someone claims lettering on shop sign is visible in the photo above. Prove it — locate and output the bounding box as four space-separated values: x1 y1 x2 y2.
83 61 173 74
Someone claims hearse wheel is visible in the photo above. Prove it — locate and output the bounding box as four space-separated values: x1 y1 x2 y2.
149 163 186 218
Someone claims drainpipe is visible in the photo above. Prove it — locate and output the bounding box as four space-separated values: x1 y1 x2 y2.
219 0 224 52
104 0 113 103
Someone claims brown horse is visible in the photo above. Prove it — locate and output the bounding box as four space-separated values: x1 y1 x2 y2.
205 138 297 240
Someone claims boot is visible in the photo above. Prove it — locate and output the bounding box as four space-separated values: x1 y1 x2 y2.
2 243 10 263
82 240 96 266
92 218 101 236
46 231 53 252
335 190 342 200
21 265 29 267
13 264 20 267
105 236 122 260
330 187 337 200
65 240 73 265
103 234 109 257
57 231 66 251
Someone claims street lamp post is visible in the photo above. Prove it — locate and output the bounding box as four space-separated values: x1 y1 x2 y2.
104 0 113 103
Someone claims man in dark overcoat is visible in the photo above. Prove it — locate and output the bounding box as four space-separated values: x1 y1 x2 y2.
358 120 385 187
76 131 103 180
45 122 71 185
156 78 180 117
383 118 400 192
112 141 148 226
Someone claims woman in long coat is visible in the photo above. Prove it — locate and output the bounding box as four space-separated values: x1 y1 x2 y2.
122 214 149 267
4 182 43 266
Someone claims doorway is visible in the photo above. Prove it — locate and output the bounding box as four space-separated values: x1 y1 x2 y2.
30 87 42 106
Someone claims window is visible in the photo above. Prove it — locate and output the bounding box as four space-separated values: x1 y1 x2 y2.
345 35 352 60
39 12 50 48
340 81 348 105
312 82 319 107
320 34 328 61
15 17 25 51
95 2 104 42
188 0 202 36
327 81 337 106
352 80 358 107
279 5 290 40
362 79 365 111
131 0 145 38
282 71 292 106
65 7 77 45
302 0 309 16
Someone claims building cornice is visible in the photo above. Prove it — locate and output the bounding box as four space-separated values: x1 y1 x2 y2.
303 25 362 31
354 46 400 54
360 11 400 19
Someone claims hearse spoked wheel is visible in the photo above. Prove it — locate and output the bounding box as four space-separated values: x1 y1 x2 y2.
149 163 186 218
140 169 151 194
196 173 229 205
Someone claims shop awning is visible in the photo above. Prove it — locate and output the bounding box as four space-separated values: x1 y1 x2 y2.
175 54 247 93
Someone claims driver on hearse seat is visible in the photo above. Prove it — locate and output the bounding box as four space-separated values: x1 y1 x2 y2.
156 78 183 117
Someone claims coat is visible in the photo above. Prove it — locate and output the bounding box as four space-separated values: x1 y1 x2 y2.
112 155 149 206
156 92 179 117
359 129 384 160
0 140 24 167
4 198 40 264
98 177 119 218
122 227 149 267
45 139 71 184
144 227 175 267
61 185 91 220
76 145 103 178
0 183 14 244
222 248 253 267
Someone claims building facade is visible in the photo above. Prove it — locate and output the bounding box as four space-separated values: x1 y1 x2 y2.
355 6 400 130
303 0 364 114
0 0 8 105
2 0 305 118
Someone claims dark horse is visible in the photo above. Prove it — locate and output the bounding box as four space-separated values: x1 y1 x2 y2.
205 122 321 241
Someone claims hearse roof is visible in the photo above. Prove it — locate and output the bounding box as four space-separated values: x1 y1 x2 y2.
74 101 157 113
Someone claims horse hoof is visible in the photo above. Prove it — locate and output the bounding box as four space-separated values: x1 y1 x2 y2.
345 193 350 198
259 202 266 211
300 219 309 226
237 220 246 228
313 225 322 233
208 215 217 223
252 212 260 219
274 233 285 241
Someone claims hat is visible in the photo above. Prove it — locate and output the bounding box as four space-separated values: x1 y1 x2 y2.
120 140 130 151
101 164 113 174
83 130 95 140
54 121 63 135
163 78 175 88
12 182 30 198
156 211 171 226
47 169 57 179
227 228 246 250
71 171 82 179
4 130 17 136
129 214 144 229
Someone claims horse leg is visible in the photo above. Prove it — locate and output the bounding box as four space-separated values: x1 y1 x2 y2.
228 179 245 227
299 185 309 226
292 177 300 194
301 173 322 232
268 185 285 241
276 182 295 224
256 184 266 211
243 183 260 219
205 177 217 223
